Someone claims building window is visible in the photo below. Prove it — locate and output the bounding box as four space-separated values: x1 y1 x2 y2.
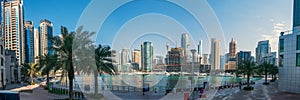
297 53 300 67
1 58 3 66
279 39 284 52
297 35 300 50
279 55 284 67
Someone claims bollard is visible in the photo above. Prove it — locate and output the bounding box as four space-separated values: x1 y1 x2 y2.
59 88 62 94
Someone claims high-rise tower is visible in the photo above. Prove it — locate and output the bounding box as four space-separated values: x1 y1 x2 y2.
24 21 34 63
141 41 153 72
181 33 190 62
2 0 24 65
39 19 53 55
210 38 220 70
198 40 202 63
229 38 237 58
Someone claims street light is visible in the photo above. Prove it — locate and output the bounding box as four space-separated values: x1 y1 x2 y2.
190 49 196 100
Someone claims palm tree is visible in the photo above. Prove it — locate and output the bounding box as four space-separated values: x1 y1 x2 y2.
51 26 94 99
269 65 278 81
22 63 39 84
258 62 272 84
94 45 116 94
51 26 74 99
236 59 256 90
74 45 116 95
39 53 59 89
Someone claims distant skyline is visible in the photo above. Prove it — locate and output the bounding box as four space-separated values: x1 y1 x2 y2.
24 0 293 56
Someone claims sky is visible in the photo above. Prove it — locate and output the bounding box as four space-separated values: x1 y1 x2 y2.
24 0 293 56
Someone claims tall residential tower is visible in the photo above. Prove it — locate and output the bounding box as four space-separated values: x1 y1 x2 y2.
210 38 220 70
39 19 53 56
2 0 25 65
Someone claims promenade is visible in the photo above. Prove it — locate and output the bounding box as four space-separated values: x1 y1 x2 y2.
2 79 299 100
213 79 300 100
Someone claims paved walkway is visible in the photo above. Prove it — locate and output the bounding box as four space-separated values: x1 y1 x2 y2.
212 79 300 100
7 79 299 100
20 87 68 100
5 84 22 90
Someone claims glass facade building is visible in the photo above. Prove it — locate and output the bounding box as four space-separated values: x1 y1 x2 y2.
141 42 153 72
294 0 300 27
255 40 270 64
181 33 190 62
236 51 251 65
24 21 34 63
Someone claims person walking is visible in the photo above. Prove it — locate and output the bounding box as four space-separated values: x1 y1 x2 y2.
239 82 242 90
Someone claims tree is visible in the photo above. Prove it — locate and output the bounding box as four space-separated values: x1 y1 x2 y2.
51 26 94 99
39 53 59 89
94 45 116 94
51 26 74 99
258 62 272 85
74 44 116 95
236 59 256 90
22 63 39 84
269 65 278 81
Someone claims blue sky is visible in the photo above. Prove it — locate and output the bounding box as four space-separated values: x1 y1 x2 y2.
24 0 293 56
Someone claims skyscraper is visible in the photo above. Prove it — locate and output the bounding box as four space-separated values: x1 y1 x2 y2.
166 47 183 72
198 40 202 63
181 33 190 62
255 40 271 64
132 49 141 69
210 38 220 70
2 0 24 65
120 48 130 66
229 38 237 58
236 51 251 65
39 19 53 55
202 54 209 65
33 28 39 64
220 55 225 70
24 21 34 63
294 0 300 27
226 38 237 71
141 42 153 72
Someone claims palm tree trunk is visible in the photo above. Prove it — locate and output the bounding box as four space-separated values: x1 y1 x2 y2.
265 69 267 83
94 70 98 94
247 74 250 87
47 73 50 89
68 62 74 100
271 74 274 80
31 73 34 84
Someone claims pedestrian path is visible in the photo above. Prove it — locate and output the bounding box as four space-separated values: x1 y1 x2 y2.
21 87 68 100
212 79 280 100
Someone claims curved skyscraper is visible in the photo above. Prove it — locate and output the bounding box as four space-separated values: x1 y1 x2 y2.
181 33 190 63
141 41 153 72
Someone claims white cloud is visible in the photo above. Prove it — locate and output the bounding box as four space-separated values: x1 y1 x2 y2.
261 22 287 52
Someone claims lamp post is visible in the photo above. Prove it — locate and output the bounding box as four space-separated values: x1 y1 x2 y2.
190 49 196 100
142 74 145 95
